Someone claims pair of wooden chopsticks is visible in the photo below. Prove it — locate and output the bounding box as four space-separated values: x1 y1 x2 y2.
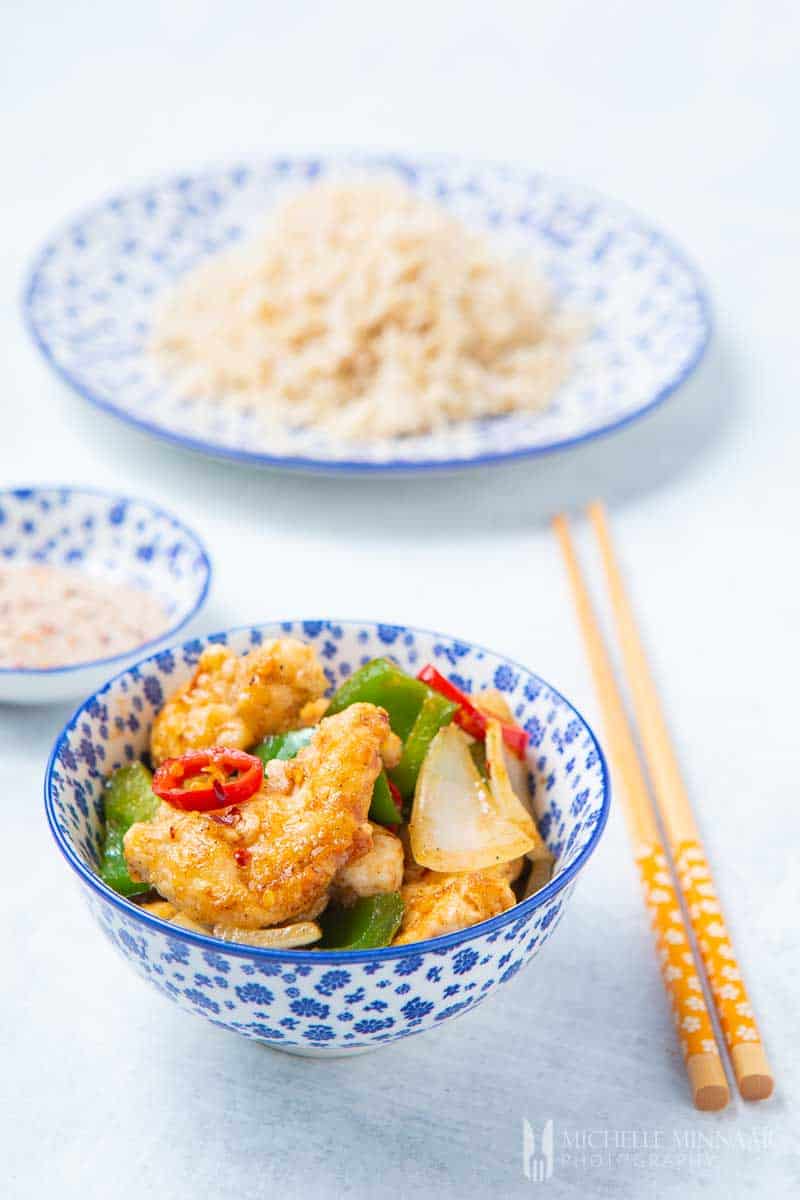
554 503 773 1111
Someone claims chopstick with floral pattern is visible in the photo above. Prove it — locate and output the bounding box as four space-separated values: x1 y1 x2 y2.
586 501 773 1102
553 513 730 1111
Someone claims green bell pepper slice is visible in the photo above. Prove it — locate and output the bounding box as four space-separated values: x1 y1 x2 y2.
389 690 457 799
252 727 315 765
99 762 158 897
319 893 404 950
326 658 432 741
369 770 402 825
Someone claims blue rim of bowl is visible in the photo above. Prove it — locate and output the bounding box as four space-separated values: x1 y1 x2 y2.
21 153 713 475
44 618 611 962
0 484 212 677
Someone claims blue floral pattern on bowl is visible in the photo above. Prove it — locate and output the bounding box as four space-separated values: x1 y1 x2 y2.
0 486 210 702
45 621 609 1055
24 154 710 474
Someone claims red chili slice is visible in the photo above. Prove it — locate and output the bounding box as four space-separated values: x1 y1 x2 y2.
152 747 264 812
416 664 529 759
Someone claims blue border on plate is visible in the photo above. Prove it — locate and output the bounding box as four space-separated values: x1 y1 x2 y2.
0 484 212 676
21 154 713 475
44 618 611 962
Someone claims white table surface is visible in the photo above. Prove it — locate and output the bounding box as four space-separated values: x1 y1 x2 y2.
2 2 798 1196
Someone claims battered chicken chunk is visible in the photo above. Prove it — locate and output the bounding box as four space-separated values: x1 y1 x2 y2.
393 858 524 945
149 639 327 765
125 703 390 928
330 823 404 907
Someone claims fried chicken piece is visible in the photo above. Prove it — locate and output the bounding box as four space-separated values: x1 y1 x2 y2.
379 730 403 770
330 823 404 907
125 703 389 928
149 638 327 765
299 696 330 726
393 858 524 945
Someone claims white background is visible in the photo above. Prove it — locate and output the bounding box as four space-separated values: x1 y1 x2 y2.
2 2 798 1196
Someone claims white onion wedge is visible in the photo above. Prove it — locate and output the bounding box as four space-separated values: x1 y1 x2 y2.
502 738 532 810
485 719 554 868
210 921 322 949
151 905 323 949
169 911 212 934
139 899 178 920
410 724 539 872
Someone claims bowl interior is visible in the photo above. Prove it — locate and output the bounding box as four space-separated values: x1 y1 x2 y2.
0 487 210 673
46 620 608 948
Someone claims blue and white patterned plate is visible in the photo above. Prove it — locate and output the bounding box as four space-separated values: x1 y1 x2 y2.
45 620 610 1055
24 154 710 474
0 487 211 703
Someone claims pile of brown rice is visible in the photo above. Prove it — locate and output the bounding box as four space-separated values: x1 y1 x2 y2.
150 180 576 440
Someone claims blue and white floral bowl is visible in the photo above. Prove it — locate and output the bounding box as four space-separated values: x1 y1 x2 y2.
0 487 211 703
45 620 610 1056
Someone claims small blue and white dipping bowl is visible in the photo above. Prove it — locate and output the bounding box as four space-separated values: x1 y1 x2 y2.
45 620 610 1056
0 487 211 703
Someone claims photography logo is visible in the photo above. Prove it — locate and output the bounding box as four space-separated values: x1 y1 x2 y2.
523 1118 554 1183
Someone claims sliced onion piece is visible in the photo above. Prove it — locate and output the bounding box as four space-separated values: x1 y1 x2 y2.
155 906 322 949
410 724 539 872
502 739 532 810
485 719 555 874
169 910 211 934
522 856 554 899
210 921 322 949
139 899 178 920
